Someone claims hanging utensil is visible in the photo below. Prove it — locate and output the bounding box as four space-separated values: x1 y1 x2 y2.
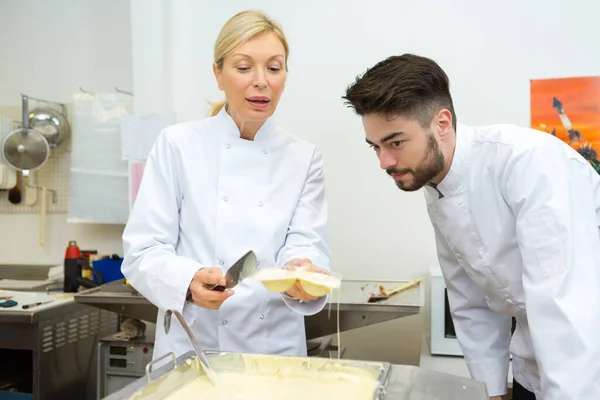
164 310 219 386
7 171 22 204
2 128 49 203
28 107 70 148
2 96 50 205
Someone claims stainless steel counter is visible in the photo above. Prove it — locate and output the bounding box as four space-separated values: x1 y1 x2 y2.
0 289 119 399
74 278 423 340
384 365 488 399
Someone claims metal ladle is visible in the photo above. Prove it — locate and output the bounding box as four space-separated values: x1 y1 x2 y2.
164 309 219 386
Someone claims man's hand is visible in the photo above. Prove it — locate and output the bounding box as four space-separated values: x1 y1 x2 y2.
283 258 329 301
188 268 234 310
489 396 503 400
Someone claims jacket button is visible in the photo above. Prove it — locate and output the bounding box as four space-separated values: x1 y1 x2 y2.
260 314 265 320
258 202 263 207
223 197 228 202
222 320 227 325
263 150 268 154
218 260 224 265
226 144 231 149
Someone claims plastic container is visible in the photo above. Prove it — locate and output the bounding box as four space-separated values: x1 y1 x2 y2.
92 257 125 284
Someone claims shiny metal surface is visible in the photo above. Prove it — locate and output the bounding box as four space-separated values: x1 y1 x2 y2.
164 310 218 385
28 107 70 148
1 127 50 171
74 279 422 340
205 250 258 291
0 297 118 399
102 351 487 400
384 365 489 399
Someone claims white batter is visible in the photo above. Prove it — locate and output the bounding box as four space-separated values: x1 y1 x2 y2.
164 369 378 400
131 355 380 400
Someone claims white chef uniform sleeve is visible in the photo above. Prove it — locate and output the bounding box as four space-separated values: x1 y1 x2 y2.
504 141 600 400
276 148 331 315
121 130 203 316
433 224 512 397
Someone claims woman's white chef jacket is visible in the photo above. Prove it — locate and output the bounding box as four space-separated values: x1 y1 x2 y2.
121 106 331 361
425 123 600 399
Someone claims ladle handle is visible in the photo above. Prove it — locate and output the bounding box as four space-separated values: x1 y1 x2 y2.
164 309 220 386
21 95 29 129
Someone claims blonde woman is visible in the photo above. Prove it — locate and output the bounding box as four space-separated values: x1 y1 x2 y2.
121 10 330 360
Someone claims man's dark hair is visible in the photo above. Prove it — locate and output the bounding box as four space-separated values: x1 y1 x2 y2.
342 54 457 130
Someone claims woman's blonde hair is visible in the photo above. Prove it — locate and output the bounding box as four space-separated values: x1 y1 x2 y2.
209 10 290 116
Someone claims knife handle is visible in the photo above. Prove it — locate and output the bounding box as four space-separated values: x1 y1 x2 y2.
204 284 226 292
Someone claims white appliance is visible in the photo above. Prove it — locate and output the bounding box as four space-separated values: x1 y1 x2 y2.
428 265 463 356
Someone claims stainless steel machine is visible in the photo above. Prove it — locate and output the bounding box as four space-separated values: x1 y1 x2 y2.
0 297 118 399
97 326 155 399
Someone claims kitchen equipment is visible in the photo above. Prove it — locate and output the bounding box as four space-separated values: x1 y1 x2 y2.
98 326 156 398
105 351 392 400
1 96 50 176
28 107 70 148
2 96 50 205
205 250 258 291
428 265 463 356
368 278 422 303
163 310 218 386
0 289 118 400
63 240 105 292
74 278 424 341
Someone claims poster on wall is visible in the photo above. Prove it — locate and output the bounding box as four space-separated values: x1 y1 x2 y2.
530 76 600 174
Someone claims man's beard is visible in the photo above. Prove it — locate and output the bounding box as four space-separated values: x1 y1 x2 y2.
387 134 445 192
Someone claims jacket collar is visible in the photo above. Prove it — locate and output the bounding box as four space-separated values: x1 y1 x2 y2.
214 104 276 142
425 123 472 203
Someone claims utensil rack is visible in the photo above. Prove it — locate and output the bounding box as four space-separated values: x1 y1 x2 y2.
0 93 69 213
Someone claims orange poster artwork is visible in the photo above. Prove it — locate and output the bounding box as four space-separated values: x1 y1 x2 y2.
530 76 600 174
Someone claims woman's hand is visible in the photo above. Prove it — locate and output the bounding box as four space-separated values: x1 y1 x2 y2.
283 258 329 301
188 268 234 309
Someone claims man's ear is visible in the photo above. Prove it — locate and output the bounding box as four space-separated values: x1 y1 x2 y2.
436 109 453 139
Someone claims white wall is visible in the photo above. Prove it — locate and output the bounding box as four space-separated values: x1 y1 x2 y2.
0 0 132 265
131 0 600 281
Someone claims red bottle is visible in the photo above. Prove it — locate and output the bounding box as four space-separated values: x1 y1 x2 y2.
64 240 82 292
65 240 81 259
